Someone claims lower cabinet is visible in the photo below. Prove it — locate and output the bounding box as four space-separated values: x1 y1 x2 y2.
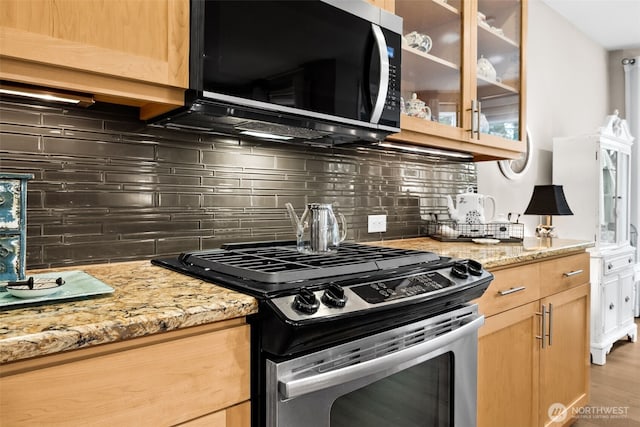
0 318 250 427
477 252 590 427
590 247 637 365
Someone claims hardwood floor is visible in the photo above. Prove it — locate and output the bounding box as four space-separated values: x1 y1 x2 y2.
573 318 640 427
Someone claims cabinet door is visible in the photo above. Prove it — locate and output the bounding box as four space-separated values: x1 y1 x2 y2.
602 274 619 335
394 0 466 141
619 269 635 326
477 301 539 427
473 0 525 144
539 284 590 427
0 0 189 118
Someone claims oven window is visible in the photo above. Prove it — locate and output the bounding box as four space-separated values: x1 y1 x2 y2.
330 352 452 426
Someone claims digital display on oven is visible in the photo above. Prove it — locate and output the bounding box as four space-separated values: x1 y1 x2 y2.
352 272 454 304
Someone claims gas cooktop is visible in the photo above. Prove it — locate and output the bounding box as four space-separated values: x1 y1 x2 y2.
153 240 492 355
153 241 453 298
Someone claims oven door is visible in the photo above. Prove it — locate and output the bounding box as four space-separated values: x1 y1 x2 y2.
265 304 484 427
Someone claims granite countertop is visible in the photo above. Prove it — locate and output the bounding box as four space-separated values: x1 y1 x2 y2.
368 237 594 269
0 261 258 365
1 237 592 365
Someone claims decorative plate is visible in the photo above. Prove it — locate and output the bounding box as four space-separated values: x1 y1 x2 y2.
472 238 501 245
6 277 65 299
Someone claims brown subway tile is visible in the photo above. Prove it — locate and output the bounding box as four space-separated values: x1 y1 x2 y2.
43 114 103 130
42 137 154 159
0 107 42 126
0 133 41 153
45 192 154 208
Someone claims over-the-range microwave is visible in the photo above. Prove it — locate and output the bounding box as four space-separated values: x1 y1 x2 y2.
151 0 402 145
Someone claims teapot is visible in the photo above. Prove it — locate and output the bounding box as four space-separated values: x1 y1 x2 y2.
285 202 347 254
405 93 431 120
446 186 496 224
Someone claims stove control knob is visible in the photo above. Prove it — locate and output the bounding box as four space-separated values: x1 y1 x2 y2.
467 259 483 276
451 262 469 279
322 284 347 308
292 289 320 314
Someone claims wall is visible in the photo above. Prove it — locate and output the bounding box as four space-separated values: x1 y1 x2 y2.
0 99 476 269
477 0 609 237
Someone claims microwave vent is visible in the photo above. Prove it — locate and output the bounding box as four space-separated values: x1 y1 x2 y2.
234 121 328 140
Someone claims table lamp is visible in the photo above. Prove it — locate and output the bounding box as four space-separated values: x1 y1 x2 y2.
524 185 573 239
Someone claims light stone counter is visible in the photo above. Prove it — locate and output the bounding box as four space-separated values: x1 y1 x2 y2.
1 237 592 365
368 237 594 269
0 261 258 364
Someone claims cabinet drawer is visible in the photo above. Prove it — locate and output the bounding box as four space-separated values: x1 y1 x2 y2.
0 235 21 282
603 253 635 276
0 323 250 426
475 263 540 317
0 177 27 230
540 252 590 297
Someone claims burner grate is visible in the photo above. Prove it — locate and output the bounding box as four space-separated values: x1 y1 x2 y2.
178 242 440 283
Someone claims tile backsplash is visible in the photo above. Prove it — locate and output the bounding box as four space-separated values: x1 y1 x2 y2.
0 99 476 268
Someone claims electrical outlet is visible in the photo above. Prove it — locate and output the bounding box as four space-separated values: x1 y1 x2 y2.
368 215 387 233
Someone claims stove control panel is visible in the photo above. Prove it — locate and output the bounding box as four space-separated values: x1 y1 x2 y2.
274 261 492 322
351 272 453 304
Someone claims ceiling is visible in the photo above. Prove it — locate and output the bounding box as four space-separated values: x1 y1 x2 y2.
541 0 640 51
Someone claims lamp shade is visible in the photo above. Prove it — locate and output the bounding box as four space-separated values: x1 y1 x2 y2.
524 185 573 216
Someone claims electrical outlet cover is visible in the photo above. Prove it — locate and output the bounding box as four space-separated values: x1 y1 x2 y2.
368 215 387 233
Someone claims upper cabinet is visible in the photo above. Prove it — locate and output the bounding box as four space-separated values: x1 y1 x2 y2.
372 0 527 161
0 0 189 119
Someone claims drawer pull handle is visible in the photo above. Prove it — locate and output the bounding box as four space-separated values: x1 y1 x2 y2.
563 269 584 278
548 303 553 346
498 286 526 296
625 296 630 303
536 304 547 349
608 264 613 270
609 303 615 310
629 258 633 264
0 246 12 258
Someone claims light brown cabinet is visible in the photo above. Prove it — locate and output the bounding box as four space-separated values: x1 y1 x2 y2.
0 0 189 120
476 252 590 427
371 0 527 161
0 318 251 427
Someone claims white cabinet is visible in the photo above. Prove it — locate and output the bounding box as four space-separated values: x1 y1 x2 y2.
553 112 637 365
589 248 637 364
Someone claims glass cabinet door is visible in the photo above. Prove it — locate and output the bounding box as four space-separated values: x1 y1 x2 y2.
600 147 630 246
475 0 522 141
601 148 618 245
395 0 463 132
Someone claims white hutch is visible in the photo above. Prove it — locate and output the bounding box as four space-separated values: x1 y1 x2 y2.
553 112 637 365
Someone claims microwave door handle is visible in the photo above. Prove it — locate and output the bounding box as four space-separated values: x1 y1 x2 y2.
278 314 484 400
370 23 389 124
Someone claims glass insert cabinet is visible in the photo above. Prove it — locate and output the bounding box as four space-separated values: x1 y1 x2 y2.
368 0 527 161
553 112 637 365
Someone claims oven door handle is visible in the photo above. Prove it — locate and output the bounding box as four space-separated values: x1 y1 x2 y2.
278 315 485 399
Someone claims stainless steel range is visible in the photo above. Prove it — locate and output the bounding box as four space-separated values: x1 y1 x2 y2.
153 241 493 427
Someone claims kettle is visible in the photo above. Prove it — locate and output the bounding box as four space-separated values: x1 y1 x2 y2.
446 186 496 224
285 202 347 254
